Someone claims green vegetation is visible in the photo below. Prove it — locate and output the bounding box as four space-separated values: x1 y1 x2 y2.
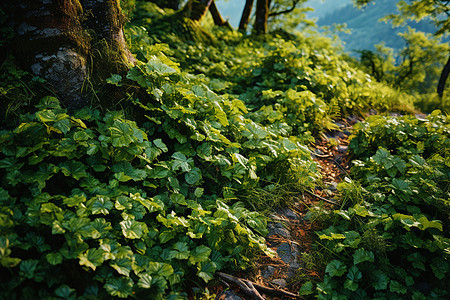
0 0 449 299
301 112 449 298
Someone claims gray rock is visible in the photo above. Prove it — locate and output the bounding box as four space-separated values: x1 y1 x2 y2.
277 243 299 264
277 208 299 220
338 145 348 153
271 278 287 288
262 266 276 279
267 223 291 239
327 182 338 192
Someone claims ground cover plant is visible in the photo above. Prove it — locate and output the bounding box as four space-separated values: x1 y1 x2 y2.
301 112 449 298
0 0 449 298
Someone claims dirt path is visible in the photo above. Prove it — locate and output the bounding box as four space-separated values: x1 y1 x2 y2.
210 118 359 300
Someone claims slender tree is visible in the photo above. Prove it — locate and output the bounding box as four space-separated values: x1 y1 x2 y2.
254 0 269 34
239 0 255 31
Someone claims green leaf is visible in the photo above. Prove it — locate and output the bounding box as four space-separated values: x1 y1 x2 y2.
431 257 448 280
198 261 216 282
185 167 202 185
20 259 39 279
347 266 362 282
390 280 406 294
194 188 204 198
147 262 174 278
146 58 177 75
318 232 345 240
109 121 134 147
59 161 88 180
325 260 347 277
54 284 76 299
104 277 133 298
344 279 358 291
153 139 168 152
171 152 193 172
89 196 114 215
112 161 147 181
46 252 63 265
120 219 148 239
106 74 122 86
78 248 104 270
372 270 389 290
353 249 374 264
138 273 153 289
169 242 190 260
299 281 314 295
417 216 443 231
189 245 211 264
110 258 132 276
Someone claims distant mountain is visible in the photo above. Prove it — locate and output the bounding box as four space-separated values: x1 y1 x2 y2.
214 0 441 54
316 0 440 53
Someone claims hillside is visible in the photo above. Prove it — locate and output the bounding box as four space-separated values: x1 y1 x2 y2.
317 0 440 53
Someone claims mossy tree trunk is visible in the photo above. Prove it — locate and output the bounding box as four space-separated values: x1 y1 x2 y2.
2 0 135 110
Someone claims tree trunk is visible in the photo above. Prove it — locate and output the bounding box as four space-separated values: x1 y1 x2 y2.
2 0 134 110
437 55 450 98
184 0 213 21
254 0 269 34
239 0 254 31
209 1 231 28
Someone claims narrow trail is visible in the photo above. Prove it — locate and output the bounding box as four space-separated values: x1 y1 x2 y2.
212 117 360 300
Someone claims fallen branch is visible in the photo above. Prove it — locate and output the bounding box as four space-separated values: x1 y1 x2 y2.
305 190 339 206
217 272 300 299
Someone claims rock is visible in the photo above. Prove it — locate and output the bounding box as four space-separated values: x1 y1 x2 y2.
216 290 242 300
338 145 348 153
267 223 291 239
271 278 287 288
277 243 299 264
327 182 338 192
262 266 276 279
276 208 299 220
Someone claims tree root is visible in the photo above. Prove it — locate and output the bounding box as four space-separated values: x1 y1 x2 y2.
216 272 301 299
305 190 339 206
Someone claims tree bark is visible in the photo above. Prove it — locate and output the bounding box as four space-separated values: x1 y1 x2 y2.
254 0 269 34
239 0 254 31
437 55 450 98
2 0 134 110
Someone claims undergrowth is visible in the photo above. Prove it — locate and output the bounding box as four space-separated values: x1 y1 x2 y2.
0 2 448 299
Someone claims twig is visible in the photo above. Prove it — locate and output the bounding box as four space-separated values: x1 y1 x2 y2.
217 272 301 299
305 190 339 206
